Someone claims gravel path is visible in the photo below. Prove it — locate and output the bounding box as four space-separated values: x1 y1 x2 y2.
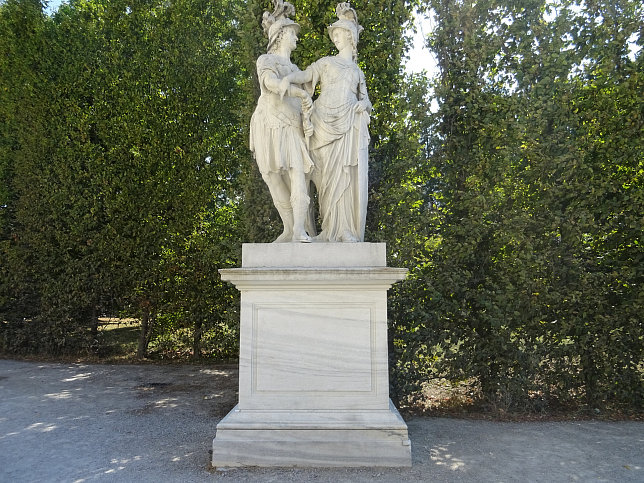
1 360 642 482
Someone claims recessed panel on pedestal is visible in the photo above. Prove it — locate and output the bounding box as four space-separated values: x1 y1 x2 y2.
253 304 373 393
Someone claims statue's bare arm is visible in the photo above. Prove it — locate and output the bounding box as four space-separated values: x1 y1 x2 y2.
278 69 314 99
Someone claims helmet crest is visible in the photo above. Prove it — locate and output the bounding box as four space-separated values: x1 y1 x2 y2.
262 0 300 52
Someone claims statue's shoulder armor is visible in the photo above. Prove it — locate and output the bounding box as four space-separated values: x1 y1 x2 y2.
256 54 275 71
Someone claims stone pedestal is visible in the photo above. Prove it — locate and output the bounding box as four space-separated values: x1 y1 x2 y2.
212 243 411 467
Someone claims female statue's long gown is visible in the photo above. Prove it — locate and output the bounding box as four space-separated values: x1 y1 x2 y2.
306 56 370 242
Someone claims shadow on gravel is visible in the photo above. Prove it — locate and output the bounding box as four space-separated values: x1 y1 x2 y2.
1 360 642 483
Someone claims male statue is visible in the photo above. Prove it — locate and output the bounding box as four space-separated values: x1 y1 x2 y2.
249 0 315 243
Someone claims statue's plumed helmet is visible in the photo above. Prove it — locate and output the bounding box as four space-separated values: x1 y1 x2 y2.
327 3 363 46
262 0 300 52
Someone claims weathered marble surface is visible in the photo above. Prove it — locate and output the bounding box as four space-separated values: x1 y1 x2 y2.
241 242 386 267
212 243 411 467
212 401 411 467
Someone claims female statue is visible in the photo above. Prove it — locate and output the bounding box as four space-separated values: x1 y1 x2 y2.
281 2 371 242
250 0 315 242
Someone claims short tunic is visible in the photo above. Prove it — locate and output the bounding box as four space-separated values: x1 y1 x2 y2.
249 54 314 175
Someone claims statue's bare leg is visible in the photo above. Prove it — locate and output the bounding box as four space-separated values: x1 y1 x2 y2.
289 168 312 243
262 172 294 243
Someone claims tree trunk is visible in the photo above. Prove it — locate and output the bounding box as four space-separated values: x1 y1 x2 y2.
90 306 99 353
90 306 99 340
137 309 150 359
192 319 203 360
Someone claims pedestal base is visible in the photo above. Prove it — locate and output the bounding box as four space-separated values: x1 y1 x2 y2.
212 400 411 467
212 243 411 468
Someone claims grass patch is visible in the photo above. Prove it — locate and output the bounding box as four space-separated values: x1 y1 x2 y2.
96 318 140 362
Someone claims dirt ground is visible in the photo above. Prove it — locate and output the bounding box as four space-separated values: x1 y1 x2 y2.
1 359 642 482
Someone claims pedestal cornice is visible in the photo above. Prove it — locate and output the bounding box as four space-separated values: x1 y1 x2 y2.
219 267 408 288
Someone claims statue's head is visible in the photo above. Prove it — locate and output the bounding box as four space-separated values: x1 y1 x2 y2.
263 0 300 53
327 3 363 48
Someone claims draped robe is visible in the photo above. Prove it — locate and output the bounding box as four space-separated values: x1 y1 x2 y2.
306 56 370 242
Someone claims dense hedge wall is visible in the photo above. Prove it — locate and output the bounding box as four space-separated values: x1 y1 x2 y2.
1 0 641 410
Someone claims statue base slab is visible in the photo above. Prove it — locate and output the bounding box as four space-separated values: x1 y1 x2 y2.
212 401 410 467
212 243 411 468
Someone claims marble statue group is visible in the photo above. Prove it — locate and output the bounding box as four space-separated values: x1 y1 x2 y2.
250 1 371 243
213 4 412 464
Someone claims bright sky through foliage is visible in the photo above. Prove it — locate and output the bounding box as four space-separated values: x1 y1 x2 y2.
405 12 438 76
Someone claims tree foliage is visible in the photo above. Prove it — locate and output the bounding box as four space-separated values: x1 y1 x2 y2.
391 0 643 410
0 0 244 358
